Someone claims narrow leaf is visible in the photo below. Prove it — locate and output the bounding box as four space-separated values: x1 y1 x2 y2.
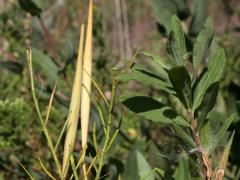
167 15 187 66
193 17 214 72
117 63 175 94
196 82 219 130
193 49 226 110
120 93 189 127
140 52 170 70
210 114 237 153
215 131 235 180
170 15 187 58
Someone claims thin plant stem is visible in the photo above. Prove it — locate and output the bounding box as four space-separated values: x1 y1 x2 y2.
93 122 98 152
26 50 63 180
38 158 56 180
96 98 107 135
95 69 119 180
54 118 68 151
69 147 87 180
188 110 212 180
45 81 57 126
70 154 79 180
106 129 119 152
19 163 35 180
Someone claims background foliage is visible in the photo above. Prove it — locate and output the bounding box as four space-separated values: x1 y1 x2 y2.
0 0 240 179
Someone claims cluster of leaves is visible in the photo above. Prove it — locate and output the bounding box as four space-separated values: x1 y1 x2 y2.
118 15 237 179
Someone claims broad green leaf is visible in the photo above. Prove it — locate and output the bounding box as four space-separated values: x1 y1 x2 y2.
167 15 187 66
209 114 237 153
123 149 154 180
189 0 208 36
196 82 219 130
117 63 175 94
150 0 178 34
215 131 235 180
193 49 226 110
173 154 191 180
31 48 59 87
120 93 189 127
193 18 214 72
168 66 192 109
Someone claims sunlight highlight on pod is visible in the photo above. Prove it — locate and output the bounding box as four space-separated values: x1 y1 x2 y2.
81 0 93 150
62 24 85 177
62 0 93 177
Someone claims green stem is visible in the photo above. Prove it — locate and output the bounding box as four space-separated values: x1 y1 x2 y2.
70 154 79 180
95 69 118 180
27 50 63 180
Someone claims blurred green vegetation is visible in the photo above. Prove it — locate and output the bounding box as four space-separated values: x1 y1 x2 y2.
0 0 240 179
